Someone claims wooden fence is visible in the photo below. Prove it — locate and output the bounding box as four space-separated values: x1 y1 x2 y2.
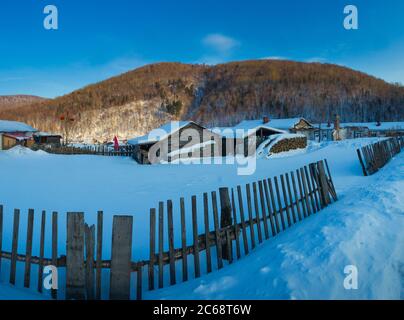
0 159 337 300
36 144 136 157
356 136 404 176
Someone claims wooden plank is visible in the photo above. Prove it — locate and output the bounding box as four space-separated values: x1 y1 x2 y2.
51 212 58 299
180 198 188 281
296 170 308 218
318 161 332 205
37 211 46 293
85 224 95 300
245 184 256 249
203 193 213 271
66 212 86 300
324 159 338 201
148 208 156 290
252 182 263 243
0 205 2 278
109 216 133 300
226 229 233 264
285 173 297 224
308 165 321 212
95 211 103 300
290 172 303 221
300 168 312 216
304 166 317 213
158 202 164 289
10 209 20 285
263 180 276 236
258 181 270 239
230 189 241 259
274 177 286 230
192 196 201 278
167 200 176 285
219 188 232 228
280 175 292 227
24 209 35 288
211 192 223 270
357 149 368 176
267 178 281 234
136 265 142 300
237 186 249 255
219 188 232 260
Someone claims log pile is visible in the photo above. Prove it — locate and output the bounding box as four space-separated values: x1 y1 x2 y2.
270 136 307 154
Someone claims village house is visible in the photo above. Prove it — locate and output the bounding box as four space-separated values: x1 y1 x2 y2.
128 121 224 164
129 117 312 164
261 117 316 139
33 132 63 146
315 117 404 141
211 117 287 156
0 120 37 150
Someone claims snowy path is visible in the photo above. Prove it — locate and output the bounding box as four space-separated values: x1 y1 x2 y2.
145 153 404 300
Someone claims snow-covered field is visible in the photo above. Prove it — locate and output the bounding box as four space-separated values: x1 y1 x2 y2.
0 138 403 299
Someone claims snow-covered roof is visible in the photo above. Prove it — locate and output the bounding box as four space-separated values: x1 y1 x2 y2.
34 131 62 137
264 118 311 130
210 120 289 139
0 120 37 133
315 122 404 131
128 121 194 145
3 132 33 141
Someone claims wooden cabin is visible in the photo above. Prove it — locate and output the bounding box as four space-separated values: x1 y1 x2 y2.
262 117 316 140
33 132 62 146
0 120 37 150
128 121 223 164
215 118 287 156
314 121 404 141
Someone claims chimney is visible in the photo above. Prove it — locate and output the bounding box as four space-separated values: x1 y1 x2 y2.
263 116 269 124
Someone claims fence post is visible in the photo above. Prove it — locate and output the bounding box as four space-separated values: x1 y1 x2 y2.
85 224 95 300
109 215 133 300
66 212 86 300
95 211 103 300
24 209 35 288
0 205 3 278
317 161 331 207
219 188 232 260
10 209 20 285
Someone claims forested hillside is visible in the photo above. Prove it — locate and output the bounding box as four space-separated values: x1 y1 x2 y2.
1 60 403 142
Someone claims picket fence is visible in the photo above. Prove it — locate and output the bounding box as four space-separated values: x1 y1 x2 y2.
0 159 337 300
37 145 136 157
356 136 404 176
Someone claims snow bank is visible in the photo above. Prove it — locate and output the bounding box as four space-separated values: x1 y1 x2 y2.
4 145 48 157
146 152 404 300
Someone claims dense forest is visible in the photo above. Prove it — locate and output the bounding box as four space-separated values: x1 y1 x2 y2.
1 60 403 142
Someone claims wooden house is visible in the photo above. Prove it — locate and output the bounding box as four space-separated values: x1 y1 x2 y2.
263 117 316 139
0 120 37 150
213 117 287 156
33 132 62 146
128 121 223 164
314 120 404 141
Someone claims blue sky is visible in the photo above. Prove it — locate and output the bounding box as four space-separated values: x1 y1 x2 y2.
0 0 403 98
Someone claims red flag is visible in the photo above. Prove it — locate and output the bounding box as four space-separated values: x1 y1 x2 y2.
113 136 119 151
